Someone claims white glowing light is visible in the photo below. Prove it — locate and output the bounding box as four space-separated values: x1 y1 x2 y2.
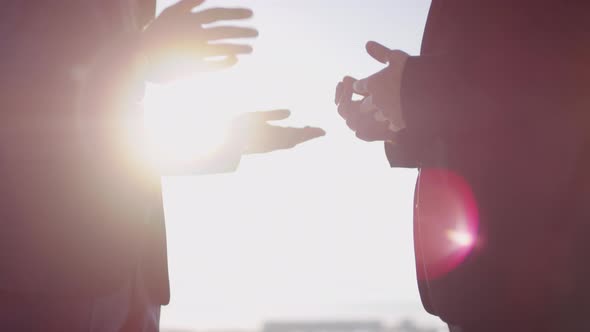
142 83 229 169
446 229 474 247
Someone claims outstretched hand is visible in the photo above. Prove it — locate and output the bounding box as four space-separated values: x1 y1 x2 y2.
142 0 258 82
230 110 325 155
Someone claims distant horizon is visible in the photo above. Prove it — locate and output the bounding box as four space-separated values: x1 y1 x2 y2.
160 299 442 330
161 314 444 332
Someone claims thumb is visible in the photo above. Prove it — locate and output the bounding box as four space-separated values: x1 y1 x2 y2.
301 126 326 138
169 0 206 14
258 109 291 122
366 41 392 64
241 109 291 123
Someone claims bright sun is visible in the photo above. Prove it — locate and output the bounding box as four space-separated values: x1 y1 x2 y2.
446 229 474 248
142 82 231 169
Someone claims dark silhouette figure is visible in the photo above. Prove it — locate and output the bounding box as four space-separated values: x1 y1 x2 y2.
336 1 590 331
0 1 323 331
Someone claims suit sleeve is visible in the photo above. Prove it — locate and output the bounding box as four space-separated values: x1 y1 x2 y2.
385 3 590 168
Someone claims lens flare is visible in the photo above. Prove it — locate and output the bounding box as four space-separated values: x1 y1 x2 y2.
140 83 229 172
446 229 475 248
414 168 479 281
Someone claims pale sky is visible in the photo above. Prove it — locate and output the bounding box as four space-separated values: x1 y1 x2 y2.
147 1 445 330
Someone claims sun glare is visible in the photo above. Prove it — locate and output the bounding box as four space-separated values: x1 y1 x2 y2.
446 229 474 248
142 82 230 170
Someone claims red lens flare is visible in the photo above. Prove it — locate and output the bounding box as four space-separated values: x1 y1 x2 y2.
414 168 479 280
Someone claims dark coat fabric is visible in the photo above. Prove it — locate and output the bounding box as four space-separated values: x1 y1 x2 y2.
386 0 590 325
0 0 169 304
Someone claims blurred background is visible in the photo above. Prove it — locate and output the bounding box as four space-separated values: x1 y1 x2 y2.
145 1 446 331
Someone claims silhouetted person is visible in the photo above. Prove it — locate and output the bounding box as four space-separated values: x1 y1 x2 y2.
336 2 590 331
0 1 323 331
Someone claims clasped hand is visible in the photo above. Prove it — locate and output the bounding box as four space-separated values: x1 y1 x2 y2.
335 41 409 142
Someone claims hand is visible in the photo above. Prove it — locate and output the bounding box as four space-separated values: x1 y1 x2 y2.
230 110 326 155
335 76 397 142
141 0 258 82
350 41 409 132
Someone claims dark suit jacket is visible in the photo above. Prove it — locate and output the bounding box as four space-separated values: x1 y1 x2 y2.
0 0 171 305
386 0 590 324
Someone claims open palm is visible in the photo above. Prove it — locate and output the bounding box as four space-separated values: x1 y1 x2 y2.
231 110 325 155
142 0 258 82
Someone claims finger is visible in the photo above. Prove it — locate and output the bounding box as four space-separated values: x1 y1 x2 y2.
204 26 258 41
243 126 324 154
355 117 394 142
354 112 375 141
251 109 291 123
168 0 206 14
338 76 355 106
234 110 290 129
366 41 392 64
150 54 238 79
194 8 253 24
335 82 342 105
359 95 377 113
353 115 375 141
389 121 404 132
353 78 371 96
345 105 362 131
356 126 389 142
374 110 389 122
295 126 327 142
204 43 253 56
279 126 326 148
203 55 238 71
338 100 360 120
305 126 327 137
355 127 379 142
